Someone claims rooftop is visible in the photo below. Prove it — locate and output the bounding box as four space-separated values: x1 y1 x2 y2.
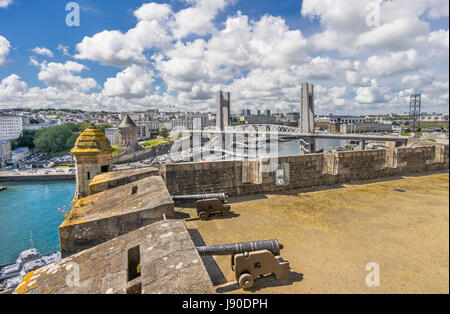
88 167 159 195
71 124 114 154
118 114 138 129
15 220 215 294
179 172 449 294
62 175 172 226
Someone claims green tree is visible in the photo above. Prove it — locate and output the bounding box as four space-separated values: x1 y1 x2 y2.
34 125 74 153
77 122 91 132
159 128 169 139
97 124 113 134
17 130 37 148
65 133 80 148
77 123 112 134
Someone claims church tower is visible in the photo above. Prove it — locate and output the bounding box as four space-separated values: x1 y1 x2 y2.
71 124 114 200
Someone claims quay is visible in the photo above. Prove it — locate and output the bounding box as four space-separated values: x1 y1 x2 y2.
0 174 75 183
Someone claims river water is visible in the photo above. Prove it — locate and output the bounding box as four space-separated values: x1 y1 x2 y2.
0 181 75 265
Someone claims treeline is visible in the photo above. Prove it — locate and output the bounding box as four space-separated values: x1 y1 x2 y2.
13 123 112 154
30 108 85 114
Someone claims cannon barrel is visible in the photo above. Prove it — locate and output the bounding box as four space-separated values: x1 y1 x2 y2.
196 240 283 256
172 193 227 202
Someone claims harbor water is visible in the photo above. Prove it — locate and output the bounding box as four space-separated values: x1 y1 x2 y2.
0 181 75 265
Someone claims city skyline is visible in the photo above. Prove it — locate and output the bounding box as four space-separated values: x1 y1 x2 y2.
0 0 449 115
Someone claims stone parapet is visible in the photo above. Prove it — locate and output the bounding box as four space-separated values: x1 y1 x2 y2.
16 220 215 294
162 145 449 197
89 167 159 195
60 175 174 257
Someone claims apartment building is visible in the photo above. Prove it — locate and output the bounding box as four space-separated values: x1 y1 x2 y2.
0 115 23 141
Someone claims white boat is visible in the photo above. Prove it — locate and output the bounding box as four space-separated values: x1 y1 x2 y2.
0 236 61 292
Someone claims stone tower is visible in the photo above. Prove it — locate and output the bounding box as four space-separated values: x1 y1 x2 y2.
71 124 114 200
118 114 138 147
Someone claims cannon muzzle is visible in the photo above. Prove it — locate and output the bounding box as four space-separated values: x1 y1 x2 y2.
172 193 228 203
196 239 283 256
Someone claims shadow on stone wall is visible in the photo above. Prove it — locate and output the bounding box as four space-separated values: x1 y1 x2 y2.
187 228 228 286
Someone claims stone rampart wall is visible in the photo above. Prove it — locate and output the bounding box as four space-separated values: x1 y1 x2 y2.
161 145 449 197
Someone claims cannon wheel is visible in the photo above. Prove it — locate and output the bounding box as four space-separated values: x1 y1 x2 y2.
238 273 254 290
199 211 209 221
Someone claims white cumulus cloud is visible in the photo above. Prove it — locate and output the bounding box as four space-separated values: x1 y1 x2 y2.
103 65 154 99
34 60 98 92
0 74 27 97
0 35 10 66
31 47 54 58
365 49 426 76
0 0 13 8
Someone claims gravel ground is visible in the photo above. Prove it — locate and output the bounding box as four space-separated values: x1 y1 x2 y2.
178 172 449 294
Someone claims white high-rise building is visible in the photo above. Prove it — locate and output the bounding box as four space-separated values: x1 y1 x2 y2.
105 128 119 146
0 115 23 141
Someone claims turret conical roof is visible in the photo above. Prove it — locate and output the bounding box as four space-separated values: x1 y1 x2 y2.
118 114 138 128
71 124 114 154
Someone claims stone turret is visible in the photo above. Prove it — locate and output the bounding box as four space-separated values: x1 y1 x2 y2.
118 114 138 147
71 123 114 200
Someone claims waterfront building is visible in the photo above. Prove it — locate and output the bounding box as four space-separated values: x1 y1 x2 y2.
11 147 31 162
0 141 11 167
241 109 251 116
71 124 114 200
286 112 300 122
316 115 366 124
0 141 11 159
341 122 393 134
0 115 23 141
240 115 277 124
264 110 271 117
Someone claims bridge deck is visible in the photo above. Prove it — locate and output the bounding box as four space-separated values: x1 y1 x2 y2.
179 129 408 142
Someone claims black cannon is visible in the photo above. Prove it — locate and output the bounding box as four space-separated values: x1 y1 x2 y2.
172 193 228 203
196 240 290 290
197 239 283 256
172 193 231 220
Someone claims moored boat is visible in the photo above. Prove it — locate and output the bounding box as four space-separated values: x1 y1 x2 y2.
0 236 61 293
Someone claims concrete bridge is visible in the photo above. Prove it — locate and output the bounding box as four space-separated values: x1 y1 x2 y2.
171 124 409 153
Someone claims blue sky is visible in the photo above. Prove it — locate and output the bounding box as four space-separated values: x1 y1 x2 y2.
0 0 448 114
0 0 321 87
